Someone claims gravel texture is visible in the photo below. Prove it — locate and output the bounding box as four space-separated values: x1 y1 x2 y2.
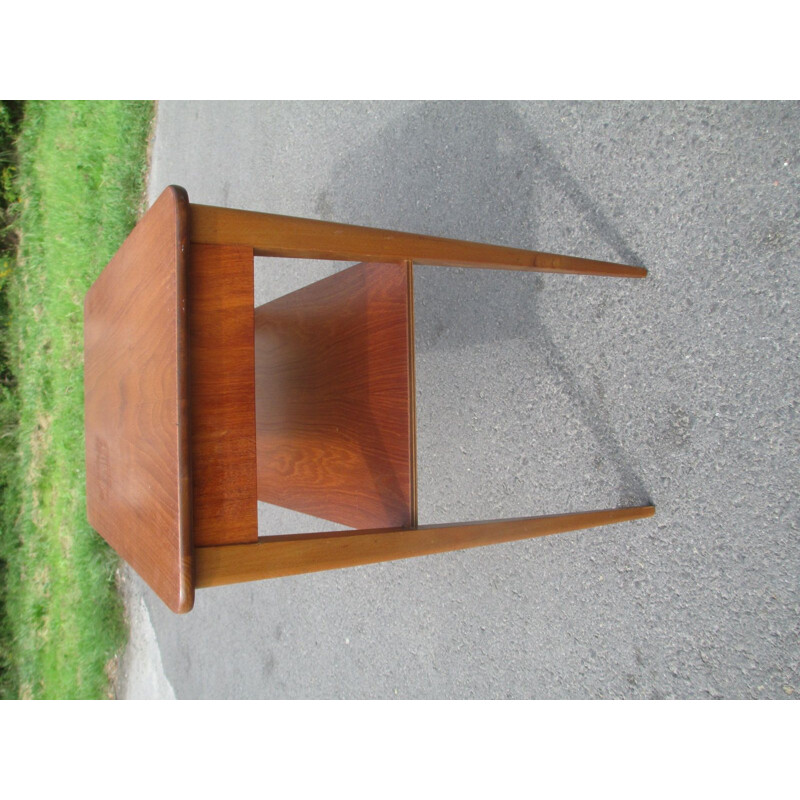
117 101 799 699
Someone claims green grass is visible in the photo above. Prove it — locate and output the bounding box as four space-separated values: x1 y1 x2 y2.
0 101 154 699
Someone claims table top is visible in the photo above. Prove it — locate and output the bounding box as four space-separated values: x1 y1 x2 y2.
84 186 193 613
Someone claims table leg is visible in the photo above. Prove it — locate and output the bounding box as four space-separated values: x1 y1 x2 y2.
195 505 655 588
188 202 646 278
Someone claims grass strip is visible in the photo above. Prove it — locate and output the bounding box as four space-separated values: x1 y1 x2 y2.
1 100 154 698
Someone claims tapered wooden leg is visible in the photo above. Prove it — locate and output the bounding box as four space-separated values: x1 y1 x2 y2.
195 505 655 588
188 203 646 278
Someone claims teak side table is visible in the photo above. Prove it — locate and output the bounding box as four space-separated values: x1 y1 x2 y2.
84 186 655 613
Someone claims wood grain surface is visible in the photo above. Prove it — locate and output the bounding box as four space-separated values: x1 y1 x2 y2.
86 186 653 613
84 185 194 613
255 261 415 529
188 243 258 545
190 203 647 278
196 506 656 587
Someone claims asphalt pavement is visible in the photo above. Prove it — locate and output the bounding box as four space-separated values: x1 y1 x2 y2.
116 101 799 699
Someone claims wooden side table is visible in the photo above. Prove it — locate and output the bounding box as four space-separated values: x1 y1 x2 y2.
84 186 654 613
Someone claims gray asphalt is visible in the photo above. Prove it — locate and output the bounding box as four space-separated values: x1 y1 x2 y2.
124 101 798 699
